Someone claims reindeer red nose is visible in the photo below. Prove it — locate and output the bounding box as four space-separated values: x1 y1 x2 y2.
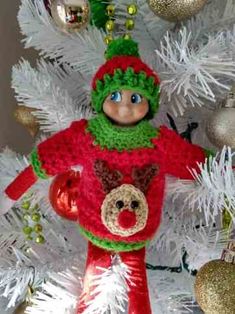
118 209 137 229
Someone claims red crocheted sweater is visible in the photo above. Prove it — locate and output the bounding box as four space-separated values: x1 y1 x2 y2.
5 119 206 251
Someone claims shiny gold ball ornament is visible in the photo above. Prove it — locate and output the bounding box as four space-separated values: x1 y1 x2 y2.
148 0 208 22
206 90 235 149
14 105 39 138
50 0 90 32
195 242 235 314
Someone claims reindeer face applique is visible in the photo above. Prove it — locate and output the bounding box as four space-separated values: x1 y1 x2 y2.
94 160 159 237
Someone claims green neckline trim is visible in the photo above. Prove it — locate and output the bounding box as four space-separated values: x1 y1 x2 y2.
87 114 158 151
79 226 148 252
31 149 49 180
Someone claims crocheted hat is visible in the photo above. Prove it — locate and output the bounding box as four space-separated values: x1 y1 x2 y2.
91 38 160 119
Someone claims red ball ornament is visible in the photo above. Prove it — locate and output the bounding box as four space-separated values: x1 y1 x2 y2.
49 170 80 221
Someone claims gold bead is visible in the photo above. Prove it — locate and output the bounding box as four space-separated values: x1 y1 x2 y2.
105 20 115 32
31 213 41 222
34 224 43 233
106 4 115 16
22 201 31 210
127 4 138 15
35 235 45 244
23 226 33 235
125 18 135 30
104 34 113 45
123 33 132 40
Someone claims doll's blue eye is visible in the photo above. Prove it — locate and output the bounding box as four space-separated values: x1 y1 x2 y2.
111 91 122 102
131 93 142 104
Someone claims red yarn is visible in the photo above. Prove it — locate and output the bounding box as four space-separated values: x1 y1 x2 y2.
118 210 137 229
4 120 206 245
92 56 160 90
5 166 37 201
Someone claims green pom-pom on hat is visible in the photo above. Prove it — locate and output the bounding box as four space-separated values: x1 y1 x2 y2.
105 38 140 60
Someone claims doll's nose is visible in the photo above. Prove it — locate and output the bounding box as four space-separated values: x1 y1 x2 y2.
118 209 137 229
118 104 132 117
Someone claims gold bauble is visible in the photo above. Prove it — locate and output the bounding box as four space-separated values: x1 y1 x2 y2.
206 106 235 149
13 301 29 314
195 260 235 314
50 0 90 32
148 0 208 22
14 105 39 138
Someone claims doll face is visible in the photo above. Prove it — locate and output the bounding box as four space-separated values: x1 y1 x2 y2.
103 90 149 126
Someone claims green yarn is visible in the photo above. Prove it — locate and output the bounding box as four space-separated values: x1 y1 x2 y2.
79 226 148 252
86 113 158 151
92 68 160 118
105 38 140 60
30 149 49 180
88 0 110 29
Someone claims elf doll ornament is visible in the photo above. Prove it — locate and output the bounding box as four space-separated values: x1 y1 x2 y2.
0 39 207 313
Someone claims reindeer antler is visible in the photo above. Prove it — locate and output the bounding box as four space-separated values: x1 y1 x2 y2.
94 160 123 193
132 164 159 194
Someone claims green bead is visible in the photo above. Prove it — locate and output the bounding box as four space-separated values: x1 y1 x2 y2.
105 20 115 32
104 34 113 45
123 33 132 40
106 4 115 16
34 224 43 233
125 18 135 30
26 236 33 241
35 235 45 244
127 4 138 15
31 213 41 222
23 226 33 235
22 201 31 210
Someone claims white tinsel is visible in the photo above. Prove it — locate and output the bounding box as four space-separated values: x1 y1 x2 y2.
26 266 83 314
83 255 131 314
156 28 235 116
168 146 235 225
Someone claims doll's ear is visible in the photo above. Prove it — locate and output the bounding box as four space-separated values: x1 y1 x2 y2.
132 164 159 194
94 160 123 193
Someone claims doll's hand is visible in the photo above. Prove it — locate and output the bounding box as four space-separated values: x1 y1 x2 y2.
0 192 15 215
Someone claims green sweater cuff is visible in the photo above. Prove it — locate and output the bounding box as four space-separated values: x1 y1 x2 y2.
30 149 49 180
